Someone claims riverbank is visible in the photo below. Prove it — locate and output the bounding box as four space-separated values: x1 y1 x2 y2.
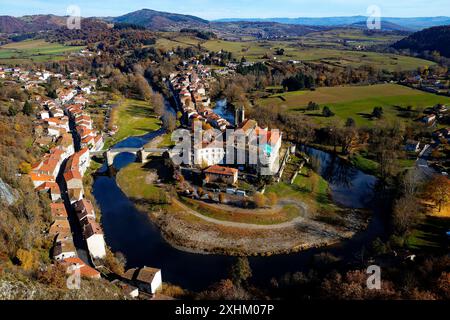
104 97 161 149
116 159 369 256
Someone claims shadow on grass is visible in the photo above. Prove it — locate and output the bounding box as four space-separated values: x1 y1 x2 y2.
407 216 450 252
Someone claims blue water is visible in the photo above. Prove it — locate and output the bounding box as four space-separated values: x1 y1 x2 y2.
93 135 382 291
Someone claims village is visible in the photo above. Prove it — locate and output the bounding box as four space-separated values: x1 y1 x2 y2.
0 65 165 299
168 59 286 197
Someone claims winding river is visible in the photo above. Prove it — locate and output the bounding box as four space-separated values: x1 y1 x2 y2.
92 129 385 291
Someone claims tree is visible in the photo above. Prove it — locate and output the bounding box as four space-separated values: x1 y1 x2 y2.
230 257 252 285
151 93 165 117
425 175 450 212
393 195 423 234
253 192 266 208
8 105 18 117
345 118 356 127
322 106 334 117
162 112 177 133
372 107 384 119
19 162 32 174
267 192 278 206
16 249 36 271
307 101 320 111
219 193 226 204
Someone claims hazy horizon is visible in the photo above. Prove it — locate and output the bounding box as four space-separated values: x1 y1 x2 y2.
2 0 450 20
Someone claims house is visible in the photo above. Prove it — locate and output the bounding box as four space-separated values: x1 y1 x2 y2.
74 199 96 222
32 148 64 178
56 133 75 158
83 219 106 259
53 240 77 261
77 148 90 175
68 188 84 204
194 138 225 167
64 170 83 190
122 267 162 295
111 280 139 298
405 140 421 153
204 165 239 186
29 173 55 188
422 114 436 124
49 219 71 237
38 110 50 120
36 182 61 201
49 203 68 221
93 135 104 152
61 257 101 279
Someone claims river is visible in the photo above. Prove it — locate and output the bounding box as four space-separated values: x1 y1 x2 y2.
92 128 385 291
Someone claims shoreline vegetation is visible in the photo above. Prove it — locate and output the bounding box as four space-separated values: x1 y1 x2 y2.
115 159 369 256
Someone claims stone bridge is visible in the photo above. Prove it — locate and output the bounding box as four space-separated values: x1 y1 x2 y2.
90 147 170 167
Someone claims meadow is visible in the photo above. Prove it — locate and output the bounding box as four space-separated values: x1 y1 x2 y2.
257 83 450 127
0 39 84 64
153 32 434 72
105 97 161 148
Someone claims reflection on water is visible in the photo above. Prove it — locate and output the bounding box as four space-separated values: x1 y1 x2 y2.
93 139 380 291
303 146 377 209
214 99 235 124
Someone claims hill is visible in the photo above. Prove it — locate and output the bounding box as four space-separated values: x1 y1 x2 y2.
0 14 66 34
113 8 208 31
214 16 450 31
392 25 450 58
0 16 26 33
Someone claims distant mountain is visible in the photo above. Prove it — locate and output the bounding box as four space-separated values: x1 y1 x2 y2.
210 21 325 38
392 25 450 58
0 14 66 33
112 9 208 31
0 16 26 33
349 20 412 32
214 16 450 31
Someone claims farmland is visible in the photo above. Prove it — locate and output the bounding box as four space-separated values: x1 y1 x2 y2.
152 32 434 71
0 39 84 64
257 83 450 127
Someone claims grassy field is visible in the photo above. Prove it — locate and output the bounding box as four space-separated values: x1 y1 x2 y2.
266 167 335 214
0 39 84 64
116 163 167 204
105 98 161 148
151 33 433 71
180 197 302 225
258 84 450 127
202 39 433 71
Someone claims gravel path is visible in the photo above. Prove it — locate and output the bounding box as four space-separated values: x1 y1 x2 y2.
171 197 322 230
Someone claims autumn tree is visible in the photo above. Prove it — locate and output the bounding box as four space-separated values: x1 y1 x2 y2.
393 195 423 234
230 257 252 285
151 93 165 117
253 192 266 208
16 248 36 271
162 112 177 133
425 175 450 212
267 192 278 206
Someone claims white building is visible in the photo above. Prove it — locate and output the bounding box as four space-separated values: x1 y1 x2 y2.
83 219 106 259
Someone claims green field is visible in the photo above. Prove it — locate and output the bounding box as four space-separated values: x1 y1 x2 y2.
117 163 167 204
151 33 434 72
105 98 161 148
0 39 84 64
258 84 450 127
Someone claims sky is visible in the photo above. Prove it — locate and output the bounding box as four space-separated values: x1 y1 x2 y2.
1 0 450 20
